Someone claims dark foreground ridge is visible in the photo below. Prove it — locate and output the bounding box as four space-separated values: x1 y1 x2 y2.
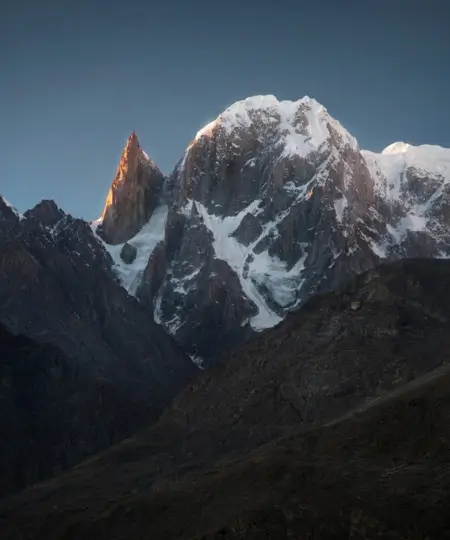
0 196 197 496
1 258 450 539
0 323 169 498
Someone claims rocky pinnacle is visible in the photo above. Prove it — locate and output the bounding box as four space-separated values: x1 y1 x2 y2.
97 132 165 244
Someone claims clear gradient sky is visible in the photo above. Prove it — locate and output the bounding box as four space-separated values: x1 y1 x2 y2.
1 0 449 219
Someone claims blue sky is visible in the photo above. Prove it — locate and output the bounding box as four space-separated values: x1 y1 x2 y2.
1 0 449 218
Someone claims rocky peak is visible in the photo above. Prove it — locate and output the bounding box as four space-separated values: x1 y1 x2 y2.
0 196 22 242
86 95 450 366
0 192 198 498
96 132 165 245
0 196 20 222
191 95 357 154
23 199 65 227
122 131 142 161
169 95 359 216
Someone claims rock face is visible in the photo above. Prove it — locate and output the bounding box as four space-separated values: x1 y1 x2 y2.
0 194 197 496
2 258 450 540
120 242 137 263
97 132 165 244
94 96 450 365
0 196 22 241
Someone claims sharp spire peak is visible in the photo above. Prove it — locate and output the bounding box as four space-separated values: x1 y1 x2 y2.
126 130 140 148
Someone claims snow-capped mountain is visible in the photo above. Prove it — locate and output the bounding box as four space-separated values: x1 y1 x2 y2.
93 95 450 364
362 142 450 257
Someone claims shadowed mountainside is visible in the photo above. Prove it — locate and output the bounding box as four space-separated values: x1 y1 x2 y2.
0 195 197 496
1 258 450 539
0 324 177 498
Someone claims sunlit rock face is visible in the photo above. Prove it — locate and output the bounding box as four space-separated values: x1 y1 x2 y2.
97 132 165 245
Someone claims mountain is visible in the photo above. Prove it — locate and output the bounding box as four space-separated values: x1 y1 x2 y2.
0 322 178 499
94 95 450 365
0 194 197 495
1 258 449 539
96 131 165 245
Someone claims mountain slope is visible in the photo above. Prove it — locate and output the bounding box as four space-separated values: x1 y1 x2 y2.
9 361 449 540
0 323 177 498
2 258 449 539
94 96 450 364
0 194 197 495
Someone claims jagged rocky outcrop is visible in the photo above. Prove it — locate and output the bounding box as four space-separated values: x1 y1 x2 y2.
0 197 22 241
96 132 165 244
136 202 258 356
120 242 137 263
94 96 450 365
0 194 197 495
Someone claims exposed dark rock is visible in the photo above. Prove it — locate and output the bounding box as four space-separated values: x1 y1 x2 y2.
120 242 137 264
0 198 197 496
137 204 257 363
231 212 263 245
137 241 168 305
172 258 257 359
0 196 21 242
23 199 64 227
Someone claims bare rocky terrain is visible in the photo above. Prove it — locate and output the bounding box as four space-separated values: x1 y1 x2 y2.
0 195 197 496
1 258 449 539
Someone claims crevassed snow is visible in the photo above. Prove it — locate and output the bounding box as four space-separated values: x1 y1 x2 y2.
193 94 357 158
92 205 168 295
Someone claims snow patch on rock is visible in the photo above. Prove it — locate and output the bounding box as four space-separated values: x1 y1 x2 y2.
92 205 168 295
193 200 282 330
191 199 310 331
363 144 450 246
363 144 450 201
334 195 348 223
